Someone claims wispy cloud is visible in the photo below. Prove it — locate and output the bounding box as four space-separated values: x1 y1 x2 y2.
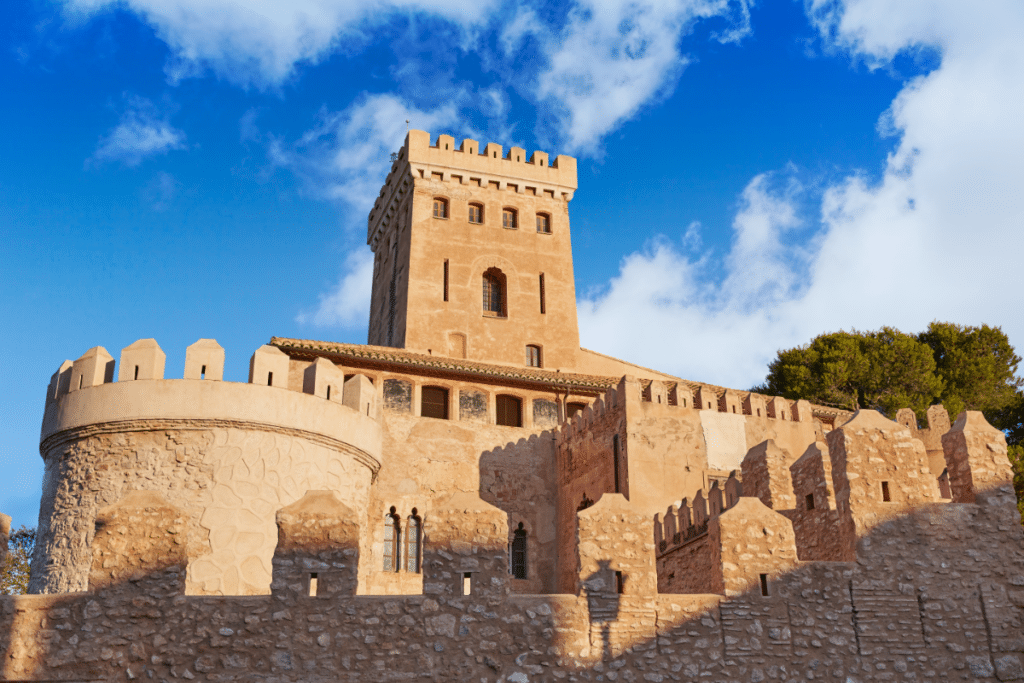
296 247 375 328
92 96 185 167
579 0 1024 388
267 93 458 213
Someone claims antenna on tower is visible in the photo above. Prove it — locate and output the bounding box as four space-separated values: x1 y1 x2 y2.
405 119 410 131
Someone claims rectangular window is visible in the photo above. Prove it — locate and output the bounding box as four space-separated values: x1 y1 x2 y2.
496 395 523 427
462 572 473 595
433 198 448 218
308 573 318 597
760 574 769 596
881 481 891 502
468 204 482 223
526 345 541 368
539 273 546 314
806 493 815 510
615 571 624 594
443 260 449 302
502 209 517 229
421 386 449 420
536 214 550 233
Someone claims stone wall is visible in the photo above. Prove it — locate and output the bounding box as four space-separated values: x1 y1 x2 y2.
5 483 1024 682
786 442 844 561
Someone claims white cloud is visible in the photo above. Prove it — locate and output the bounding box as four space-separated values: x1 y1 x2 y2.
580 0 1024 388
61 0 497 87
268 93 458 213
532 0 752 153
92 97 185 167
297 247 375 328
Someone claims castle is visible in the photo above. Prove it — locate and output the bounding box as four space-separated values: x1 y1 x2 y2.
2 130 1023 682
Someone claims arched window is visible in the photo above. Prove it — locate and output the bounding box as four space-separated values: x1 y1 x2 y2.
502 208 517 229
536 213 551 233
511 523 527 579
406 511 421 573
482 269 506 317
383 507 401 572
468 203 483 224
421 385 449 419
433 198 448 219
525 345 542 368
496 394 522 427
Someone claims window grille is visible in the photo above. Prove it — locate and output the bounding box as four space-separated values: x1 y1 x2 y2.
433 198 448 219
406 514 421 573
496 394 522 427
383 509 401 572
511 523 527 579
421 386 449 420
526 345 541 368
502 208 517 229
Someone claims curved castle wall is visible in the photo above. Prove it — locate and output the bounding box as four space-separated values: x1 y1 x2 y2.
32 342 382 596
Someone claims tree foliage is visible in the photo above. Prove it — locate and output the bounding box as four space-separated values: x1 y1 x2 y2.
1 526 34 595
755 322 1021 426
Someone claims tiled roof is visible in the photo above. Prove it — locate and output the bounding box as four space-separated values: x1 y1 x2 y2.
269 337 852 420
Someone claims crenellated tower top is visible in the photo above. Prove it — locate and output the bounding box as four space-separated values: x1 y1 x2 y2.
365 130 583 371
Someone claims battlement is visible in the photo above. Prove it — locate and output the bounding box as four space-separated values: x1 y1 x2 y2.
43 339 379 431
367 129 577 247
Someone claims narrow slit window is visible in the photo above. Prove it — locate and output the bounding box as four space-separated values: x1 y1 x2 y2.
462 572 473 595
78 375 83 390
806 493 815 510
134 365 139 380
615 571 624 594
881 481 891 502
760 573 769 596
511 523 527 579
201 365 206 379
308 572 318 597
406 513 421 573
539 273 546 314
443 259 449 302
326 386 331 400
267 371 273 385
612 434 621 493
383 508 401 572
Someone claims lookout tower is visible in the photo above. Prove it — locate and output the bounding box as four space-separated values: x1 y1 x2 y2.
366 130 581 370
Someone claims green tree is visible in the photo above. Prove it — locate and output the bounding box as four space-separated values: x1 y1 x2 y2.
1007 444 1024 523
918 322 1022 420
755 327 942 419
1 526 34 595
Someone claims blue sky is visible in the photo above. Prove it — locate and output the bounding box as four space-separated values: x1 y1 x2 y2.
2 0 1022 529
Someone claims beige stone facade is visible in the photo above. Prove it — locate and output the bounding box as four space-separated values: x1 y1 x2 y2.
5 130 1023 682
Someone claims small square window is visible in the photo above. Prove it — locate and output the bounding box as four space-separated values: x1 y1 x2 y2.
469 204 483 224
433 198 448 219
502 209 517 229
536 214 550 233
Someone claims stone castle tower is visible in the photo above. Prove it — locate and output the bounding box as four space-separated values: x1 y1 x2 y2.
366 130 582 370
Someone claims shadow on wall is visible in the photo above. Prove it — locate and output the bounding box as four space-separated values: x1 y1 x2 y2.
477 431 559 594
3 414 1024 682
